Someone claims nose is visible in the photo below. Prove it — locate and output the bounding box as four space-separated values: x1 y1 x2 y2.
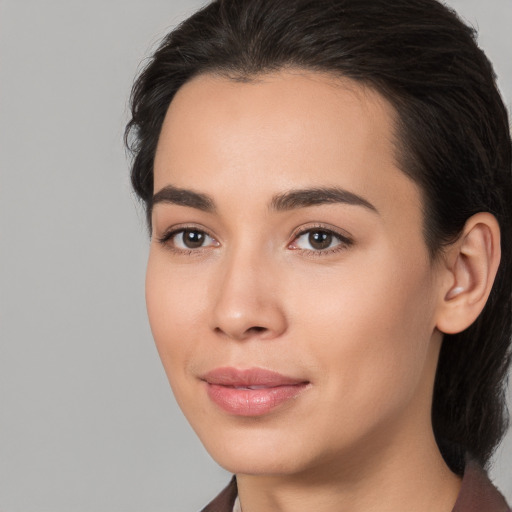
210 249 288 341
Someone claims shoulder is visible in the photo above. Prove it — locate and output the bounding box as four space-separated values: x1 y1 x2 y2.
452 459 510 512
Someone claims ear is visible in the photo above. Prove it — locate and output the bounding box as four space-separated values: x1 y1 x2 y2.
435 212 501 335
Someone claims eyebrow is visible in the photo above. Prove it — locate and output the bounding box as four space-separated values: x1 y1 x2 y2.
151 185 378 214
152 185 215 212
270 187 378 213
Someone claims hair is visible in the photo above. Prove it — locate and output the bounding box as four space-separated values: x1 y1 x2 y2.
125 0 512 473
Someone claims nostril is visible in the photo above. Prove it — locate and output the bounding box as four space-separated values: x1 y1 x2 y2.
249 326 266 333
214 324 270 340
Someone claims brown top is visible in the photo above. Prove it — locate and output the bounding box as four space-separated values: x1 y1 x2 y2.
452 460 510 512
201 461 510 512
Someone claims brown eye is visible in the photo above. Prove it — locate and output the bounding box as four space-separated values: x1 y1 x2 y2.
181 229 206 248
308 230 333 250
162 228 219 251
289 227 352 253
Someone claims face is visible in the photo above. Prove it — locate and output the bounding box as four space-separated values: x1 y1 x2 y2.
147 71 445 477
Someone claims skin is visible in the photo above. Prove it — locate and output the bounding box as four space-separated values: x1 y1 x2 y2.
145 70 497 512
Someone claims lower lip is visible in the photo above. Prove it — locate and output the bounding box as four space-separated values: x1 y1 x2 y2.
206 382 308 416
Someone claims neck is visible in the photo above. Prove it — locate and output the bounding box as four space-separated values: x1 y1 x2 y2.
236 418 461 512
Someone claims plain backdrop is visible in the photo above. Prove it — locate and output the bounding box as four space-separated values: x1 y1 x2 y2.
0 0 510 510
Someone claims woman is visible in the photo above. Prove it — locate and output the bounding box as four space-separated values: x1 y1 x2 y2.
125 0 511 510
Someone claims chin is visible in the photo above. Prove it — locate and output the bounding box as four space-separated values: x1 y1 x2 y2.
212 448 308 476
193 421 321 476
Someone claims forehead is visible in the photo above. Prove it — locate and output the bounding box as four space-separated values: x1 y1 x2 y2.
153 70 422 228
156 70 397 179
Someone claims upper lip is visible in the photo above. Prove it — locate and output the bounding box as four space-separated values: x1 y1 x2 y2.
201 367 308 387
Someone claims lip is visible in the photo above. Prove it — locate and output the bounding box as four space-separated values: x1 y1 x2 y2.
201 367 310 416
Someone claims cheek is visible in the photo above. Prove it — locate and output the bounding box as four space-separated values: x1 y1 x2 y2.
290 250 437 421
145 250 207 381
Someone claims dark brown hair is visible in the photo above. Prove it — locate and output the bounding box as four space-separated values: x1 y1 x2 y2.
125 0 512 472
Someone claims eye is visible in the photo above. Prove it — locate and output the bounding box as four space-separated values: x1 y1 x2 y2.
289 227 352 253
159 228 219 250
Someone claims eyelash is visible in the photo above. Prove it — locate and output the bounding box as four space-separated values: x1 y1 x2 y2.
157 224 353 256
157 225 219 255
288 225 354 256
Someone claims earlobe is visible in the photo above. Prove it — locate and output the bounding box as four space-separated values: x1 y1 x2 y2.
436 213 501 335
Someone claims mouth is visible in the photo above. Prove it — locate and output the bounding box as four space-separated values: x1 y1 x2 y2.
201 367 310 416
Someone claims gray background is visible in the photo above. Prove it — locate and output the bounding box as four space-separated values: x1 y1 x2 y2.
0 0 510 510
